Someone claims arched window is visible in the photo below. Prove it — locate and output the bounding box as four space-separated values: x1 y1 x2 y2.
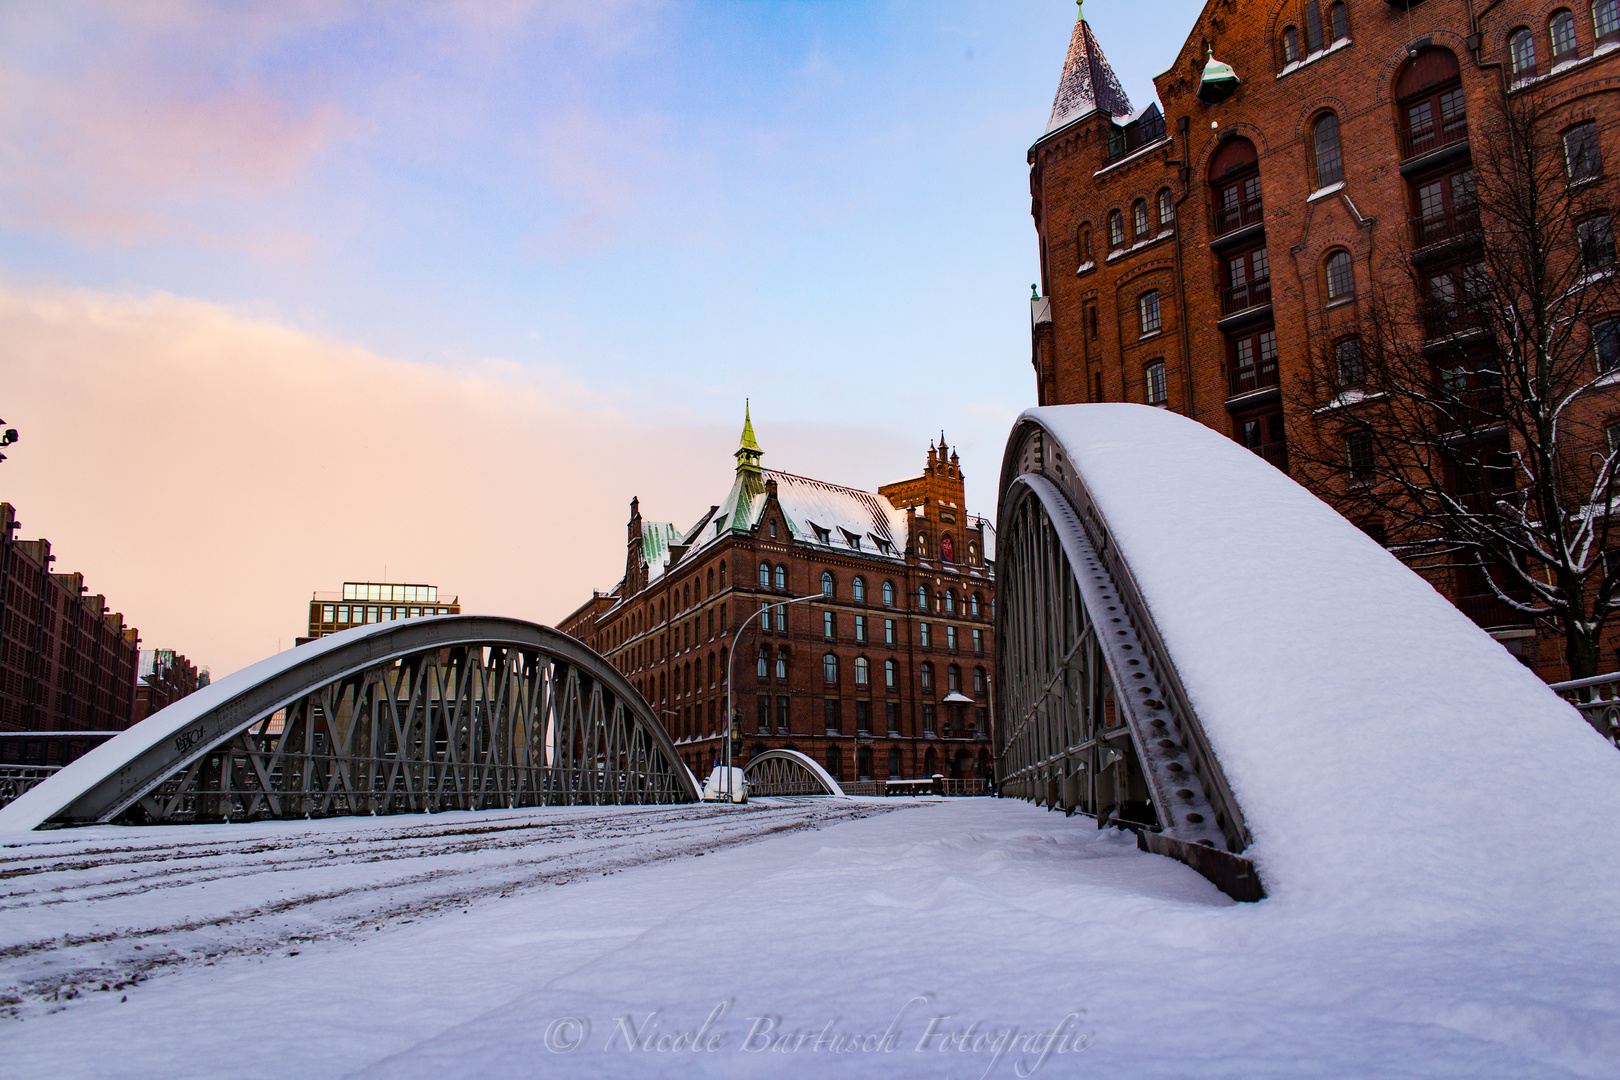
757 647 769 679
707 652 715 687
917 584 929 610
1305 0 1325 51
820 571 834 597
1158 187 1174 229
1132 198 1149 239
1282 26 1300 64
774 564 787 590
1326 250 1355 300
888 748 901 779
1312 113 1343 188
969 593 980 617
1107 209 1125 248
945 591 957 614
1139 290 1162 335
920 662 934 692
1598 0 1620 45
855 657 870 686
882 581 895 607
719 562 727 588
1329 2 1348 42
852 577 866 603
1396 48 1464 159
884 658 897 690
776 648 788 681
823 653 839 684
941 534 955 562
1209 136 1261 236
706 568 713 597
924 746 937 777
1551 9 1578 62
1078 224 1093 265
1511 27 1537 78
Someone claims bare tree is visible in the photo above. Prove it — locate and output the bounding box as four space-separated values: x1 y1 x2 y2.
1291 89 1620 678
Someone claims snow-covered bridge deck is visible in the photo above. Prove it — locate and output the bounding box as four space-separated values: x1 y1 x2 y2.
2 798 1616 1078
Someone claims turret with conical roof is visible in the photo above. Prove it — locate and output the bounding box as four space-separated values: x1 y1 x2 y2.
1046 1 1132 134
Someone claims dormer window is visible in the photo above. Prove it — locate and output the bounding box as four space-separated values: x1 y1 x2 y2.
841 528 862 550
811 523 831 544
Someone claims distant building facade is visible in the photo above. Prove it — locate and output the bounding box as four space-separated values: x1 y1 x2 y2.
559 411 997 785
133 648 209 724
0 502 140 765
304 582 461 641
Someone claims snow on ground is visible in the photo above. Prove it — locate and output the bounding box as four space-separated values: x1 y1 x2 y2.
3 798 1616 1079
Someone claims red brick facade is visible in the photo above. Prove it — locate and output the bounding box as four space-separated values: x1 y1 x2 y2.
0 502 141 764
1029 1 1620 679
559 416 996 786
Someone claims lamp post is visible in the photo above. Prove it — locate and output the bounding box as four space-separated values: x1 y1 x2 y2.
722 591 825 802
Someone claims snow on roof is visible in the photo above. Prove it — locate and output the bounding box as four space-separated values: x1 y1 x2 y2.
766 470 909 558
1021 404 1620 919
639 522 682 583
1046 16 1132 134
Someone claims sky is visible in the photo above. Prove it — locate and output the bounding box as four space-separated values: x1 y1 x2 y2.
0 0 1205 676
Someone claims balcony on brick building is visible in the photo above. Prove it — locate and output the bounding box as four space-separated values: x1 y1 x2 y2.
1410 203 1481 253
1221 275 1272 316
1211 193 1264 240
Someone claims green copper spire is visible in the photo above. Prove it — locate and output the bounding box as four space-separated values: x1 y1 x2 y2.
735 399 763 475
1076 0 1084 23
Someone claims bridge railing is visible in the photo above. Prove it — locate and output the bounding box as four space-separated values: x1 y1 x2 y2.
1549 672 1620 746
0 765 61 811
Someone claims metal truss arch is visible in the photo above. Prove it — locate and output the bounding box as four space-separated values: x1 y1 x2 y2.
742 749 846 797
995 417 1259 898
0 616 699 831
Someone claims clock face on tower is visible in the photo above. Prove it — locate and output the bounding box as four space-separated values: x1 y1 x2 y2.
941 535 955 563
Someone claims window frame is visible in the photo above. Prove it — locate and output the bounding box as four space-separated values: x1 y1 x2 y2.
1511 27 1539 79
1138 290 1162 336
1566 120 1604 183
1551 9 1579 63
1311 112 1344 189
1145 360 1168 405
1325 249 1356 302
1107 209 1125 249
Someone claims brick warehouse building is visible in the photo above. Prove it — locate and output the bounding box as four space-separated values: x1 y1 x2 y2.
559 411 996 786
0 502 140 764
1027 1 1620 679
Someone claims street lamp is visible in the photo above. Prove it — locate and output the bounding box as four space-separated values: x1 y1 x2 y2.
721 591 825 802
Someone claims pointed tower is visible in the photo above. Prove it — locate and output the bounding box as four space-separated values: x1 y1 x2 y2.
1046 2 1132 134
735 399 763 476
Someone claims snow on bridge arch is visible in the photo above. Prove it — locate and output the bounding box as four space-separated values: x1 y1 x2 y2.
996 404 1620 905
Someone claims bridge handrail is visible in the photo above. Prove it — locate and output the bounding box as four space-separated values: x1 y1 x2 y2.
1549 672 1620 745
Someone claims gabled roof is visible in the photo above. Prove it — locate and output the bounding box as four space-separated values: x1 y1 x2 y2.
682 468 911 565
1047 13 1132 134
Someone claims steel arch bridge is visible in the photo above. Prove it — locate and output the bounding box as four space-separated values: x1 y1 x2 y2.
996 412 1262 901
742 748 846 797
0 616 698 831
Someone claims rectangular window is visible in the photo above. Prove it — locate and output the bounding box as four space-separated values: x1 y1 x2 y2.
322 605 334 623
923 703 935 734
972 628 984 656
1566 121 1603 182
777 696 789 733
1335 338 1365 387
824 698 840 734
1581 216 1617 272
337 605 349 624
886 701 900 735
757 695 770 733
947 625 958 652
823 611 835 640
367 606 379 623
1145 361 1167 405
1138 290 1162 335
884 618 896 645
920 623 932 649
1596 319 1620 372
854 614 866 643
856 701 870 733
760 602 772 633
1347 430 1375 481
